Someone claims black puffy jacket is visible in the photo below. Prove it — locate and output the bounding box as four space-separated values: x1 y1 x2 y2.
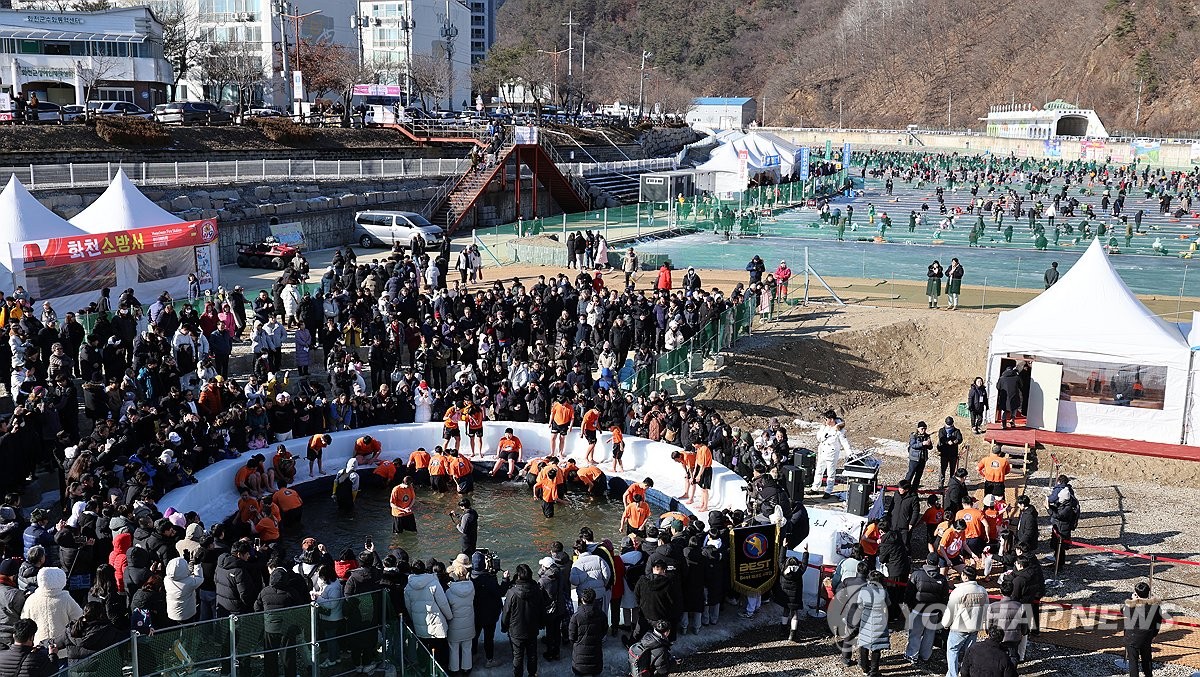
214 553 261 614
634 573 679 624
776 554 809 610
0 644 53 677
500 579 545 641
123 545 152 603
568 600 607 676
680 548 705 613
254 569 303 634
906 565 949 614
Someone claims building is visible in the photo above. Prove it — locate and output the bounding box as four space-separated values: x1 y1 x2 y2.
982 100 1110 140
686 97 756 131
358 0 470 111
0 6 173 106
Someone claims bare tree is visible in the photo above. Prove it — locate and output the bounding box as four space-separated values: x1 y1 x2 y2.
324 47 384 126
78 54 121 102
409 54 447 111
198 43 263 116
510 43 551 117
151 0 204 101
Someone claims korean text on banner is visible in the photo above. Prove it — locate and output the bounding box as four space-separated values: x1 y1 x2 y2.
737 149 750 185
728 524 780 595
9 219 218 271
799 147 810 181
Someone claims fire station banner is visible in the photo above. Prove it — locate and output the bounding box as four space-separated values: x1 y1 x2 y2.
8 219 218 314
729 524 780 595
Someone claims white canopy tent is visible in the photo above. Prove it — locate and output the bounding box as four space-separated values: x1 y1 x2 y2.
70 168 181 233
697 131 802 194
0 175 89 271
986 239 1194 444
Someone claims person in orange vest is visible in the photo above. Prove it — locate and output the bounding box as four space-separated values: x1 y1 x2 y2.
549 396 574 457
580 405 602 464
859 519 881 564
623 477 653 506
354 434 382 465
534 467 561 518
373 457 399 488
655 262 672 291
271 444 297 489
690 442 714 512
523 456 550 488
572 464 608 498
389 474 418 534
248 504 281 544
609 425 625 473
536 457 564 487
442 405 462 452
447 450 475 495
671 448 696 502
272 483 304 527
407 446 432 486
490 427 523 480
955 494 990 556
428 446 450 493
621 493 651 535
306 433 331 478
977 445 1011 499
462 398 486 458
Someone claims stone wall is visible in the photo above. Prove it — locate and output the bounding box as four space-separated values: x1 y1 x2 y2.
637 126 704 158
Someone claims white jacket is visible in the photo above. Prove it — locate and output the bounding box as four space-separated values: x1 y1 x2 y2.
20 567 82 645
415 388 435 423
445 580 476 642
165 556 204 622
942 580 990 633
569 552 612 596
404 573 453 639
816 422 850 459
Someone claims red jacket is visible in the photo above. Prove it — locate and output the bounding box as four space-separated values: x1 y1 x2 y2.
656 267 672 290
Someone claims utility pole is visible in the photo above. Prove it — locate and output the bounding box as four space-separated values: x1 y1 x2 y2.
538 47 569 106
563 11 576 114
637 50 651 122
279 7 322 117
350 13 372 67
274 0 291 107
440 0 459 111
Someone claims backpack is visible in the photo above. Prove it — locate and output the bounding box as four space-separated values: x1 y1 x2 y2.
1055 496 1080 531
628 637 654 677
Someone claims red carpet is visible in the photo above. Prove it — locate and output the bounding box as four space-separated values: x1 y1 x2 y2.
985 424 1200 462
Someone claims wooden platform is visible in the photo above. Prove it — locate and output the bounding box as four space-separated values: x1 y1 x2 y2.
984 423 1200 462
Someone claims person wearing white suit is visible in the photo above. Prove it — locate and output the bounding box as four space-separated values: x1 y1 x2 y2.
811 410 851 496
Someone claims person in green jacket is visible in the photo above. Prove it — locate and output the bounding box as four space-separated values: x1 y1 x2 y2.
908 211 917 233
1003 223 1014 243
879 213 892 238
867 203 876 225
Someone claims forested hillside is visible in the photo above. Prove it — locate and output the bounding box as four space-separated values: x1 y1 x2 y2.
487 0 1200 134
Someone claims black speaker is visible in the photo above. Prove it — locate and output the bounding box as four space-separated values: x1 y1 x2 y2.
780 465 806 501
794 448 817 474
847 480 873 517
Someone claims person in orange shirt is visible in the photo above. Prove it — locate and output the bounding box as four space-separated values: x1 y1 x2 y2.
354 435 382 465
559 458 578 483
536 457 563 487
447 450 475 494
938 519 975 566
462 399 486 457
859 520 881 561
535 468 561 518
549 397 574 457
373 458 399 488
977 446 1012 499
920 494 945 550
234 456 268 495
272 484 304 526
307 433 331 477
523 456 550 488
490 427 524 480
580 406 601 464
389 474 418 534
671 449 696 502
573 464 608 497
249 508 280 544
271 445 297 489
621 493 651 535
690 442 714 512
955 495 990 555
428 446 450 494
981 494 1006 551
609 425 625 473
623 477 654 506
442 406 462 452
407 447 432 486
237 491 262 524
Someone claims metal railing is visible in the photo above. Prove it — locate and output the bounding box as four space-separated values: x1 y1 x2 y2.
51 589 446 677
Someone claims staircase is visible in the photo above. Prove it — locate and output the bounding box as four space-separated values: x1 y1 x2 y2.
424 131 590 235
584 171 647 205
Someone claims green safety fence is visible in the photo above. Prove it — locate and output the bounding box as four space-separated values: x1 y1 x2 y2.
621 294 772 397
51 589 447 677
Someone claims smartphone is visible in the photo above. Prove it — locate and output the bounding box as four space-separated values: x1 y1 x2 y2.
254 538 261 548
365 535 373 550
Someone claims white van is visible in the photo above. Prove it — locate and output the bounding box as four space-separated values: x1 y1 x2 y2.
352 210 445 249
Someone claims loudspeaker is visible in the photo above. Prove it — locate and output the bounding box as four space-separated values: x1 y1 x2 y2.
780 465 807 501
794 448 817 474
847 480 873 517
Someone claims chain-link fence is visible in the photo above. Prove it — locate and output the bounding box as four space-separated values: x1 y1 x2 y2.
50 590 446 677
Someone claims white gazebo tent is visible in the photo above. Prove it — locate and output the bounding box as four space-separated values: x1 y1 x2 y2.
0 174 90 286
986 239 1193 444
70 168 181 233
697 131 802 194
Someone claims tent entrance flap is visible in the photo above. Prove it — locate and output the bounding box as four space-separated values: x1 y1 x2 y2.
1028 362 1064 431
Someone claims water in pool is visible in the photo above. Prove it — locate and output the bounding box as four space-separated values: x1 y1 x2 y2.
279 475 630 568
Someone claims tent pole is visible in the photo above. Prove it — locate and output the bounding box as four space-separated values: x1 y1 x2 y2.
1183 349 1198 445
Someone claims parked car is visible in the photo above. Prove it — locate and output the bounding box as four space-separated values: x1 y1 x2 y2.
153 101 233 125
27 101 83 123
246 107 286 118
87 100 154 119
352 210 445 249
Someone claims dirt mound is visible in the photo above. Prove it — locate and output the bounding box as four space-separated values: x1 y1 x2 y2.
698 305 995 443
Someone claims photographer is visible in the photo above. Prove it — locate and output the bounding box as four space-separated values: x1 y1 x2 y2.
746 465 789 524
0 618 56 677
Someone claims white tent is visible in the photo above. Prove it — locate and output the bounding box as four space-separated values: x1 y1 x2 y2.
986 239 1193 444
697 131 802 194
70 168 181 233
0 175 89 270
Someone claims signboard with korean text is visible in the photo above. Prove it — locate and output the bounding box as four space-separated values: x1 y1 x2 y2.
10 219 217 271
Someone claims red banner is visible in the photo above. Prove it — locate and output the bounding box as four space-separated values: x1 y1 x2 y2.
15 219 218 271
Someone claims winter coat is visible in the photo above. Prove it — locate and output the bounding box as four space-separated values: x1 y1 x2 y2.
175 523 205 561
214 553 261 614
404 572 453 639
942 580 989 633
634 572 679 624
445 579 476 643
631 628 673 677
776 559 807 611
568 600 607 675
1009 566 1045 605
959 637 1017 677
996 369 1022 411
877 531 911 583
854 581 889 650
1015 506 1039 552
680 548 705 613
20 567 83 645
540 562 570 618
122 544 152 601
254 569 303 634
0 582 26 642
165 556 204 622
0 644 53 677
967 383 989 414
906 565 949 615
1123 596 1163 649
986 597 1031 645
500 579 545 640
315 579 344 621
471 572 503 625
60 613 126 665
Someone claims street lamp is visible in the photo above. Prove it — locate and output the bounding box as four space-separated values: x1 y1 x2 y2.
278 6 322 116
637 50 651 122
439 0 459 112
